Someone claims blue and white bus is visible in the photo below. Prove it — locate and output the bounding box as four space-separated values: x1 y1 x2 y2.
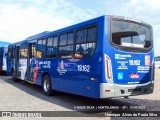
7 15 154 98
0 41 10 73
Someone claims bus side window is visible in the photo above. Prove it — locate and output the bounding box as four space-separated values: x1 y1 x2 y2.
36 39 46 58
86 27 97 57
36 40 42 58
31 44 36 58
20 43 28 59
46 36 58 58
58 33 74 59
75 27 97 58
87 27 97 42
42 39 46 58
75 29 87 59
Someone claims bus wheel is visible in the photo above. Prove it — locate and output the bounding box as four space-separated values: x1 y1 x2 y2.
42 75 52 96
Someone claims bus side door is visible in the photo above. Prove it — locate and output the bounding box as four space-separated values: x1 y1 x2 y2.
15 46 20 78
26 42 36 81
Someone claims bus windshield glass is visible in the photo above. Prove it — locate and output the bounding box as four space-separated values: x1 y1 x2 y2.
111 20 152 49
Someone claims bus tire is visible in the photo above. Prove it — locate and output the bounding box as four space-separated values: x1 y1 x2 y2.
42 75 53 96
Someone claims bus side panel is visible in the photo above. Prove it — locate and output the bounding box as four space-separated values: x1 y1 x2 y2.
55 56 101 98
34 17 103 98
51 18 104 99
33 59 60 90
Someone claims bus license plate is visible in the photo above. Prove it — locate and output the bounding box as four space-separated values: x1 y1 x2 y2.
130 74 139 78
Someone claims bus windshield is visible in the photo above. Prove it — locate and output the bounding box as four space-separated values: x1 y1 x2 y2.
111 20 152 49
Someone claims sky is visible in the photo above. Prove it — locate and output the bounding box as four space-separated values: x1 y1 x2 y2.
0 0 159 55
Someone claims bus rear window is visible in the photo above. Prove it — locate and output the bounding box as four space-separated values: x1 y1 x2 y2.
111 20 151 48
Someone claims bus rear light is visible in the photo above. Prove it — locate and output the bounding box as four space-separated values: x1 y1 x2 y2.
151 58 155 80
105 90 110 92
105 54 113 83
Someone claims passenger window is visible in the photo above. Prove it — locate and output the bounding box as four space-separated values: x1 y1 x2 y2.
68 33 74 45
76 29 87 44
87 27 97 42
42 39 46 46
53 37 58 47
75 27 97 59
36 39 46 58
36 40 42 58
31 44 36 58
58 32 74 58
37 40 42 50
59 45 73 58
75 43 96 58
60 34 67 46
47 37 53 46
46 37 57 58
20 43 28 59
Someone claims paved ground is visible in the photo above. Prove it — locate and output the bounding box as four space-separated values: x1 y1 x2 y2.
0 69 160 120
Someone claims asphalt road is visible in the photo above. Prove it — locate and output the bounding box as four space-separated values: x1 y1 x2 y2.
0 69 160 120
